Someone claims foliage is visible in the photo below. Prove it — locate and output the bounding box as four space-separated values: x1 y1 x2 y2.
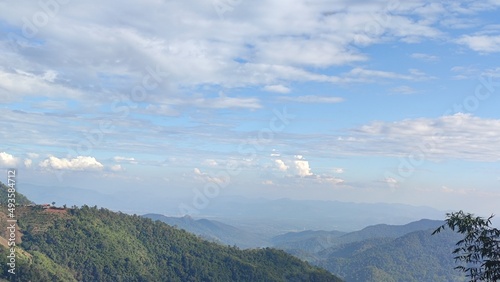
0 205 342 281
0 181 34 206
319 229 466 282
433 211 500 281
274 220 467 281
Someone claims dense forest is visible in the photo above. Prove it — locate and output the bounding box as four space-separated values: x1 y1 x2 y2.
273 220 466 281
0 182 342 281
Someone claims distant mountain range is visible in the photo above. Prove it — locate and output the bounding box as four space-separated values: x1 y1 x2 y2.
19 183 446 233
195 196 447 234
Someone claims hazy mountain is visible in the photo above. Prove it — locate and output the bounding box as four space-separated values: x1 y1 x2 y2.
19 183 446 235
201 197 446 234
142 213 269 248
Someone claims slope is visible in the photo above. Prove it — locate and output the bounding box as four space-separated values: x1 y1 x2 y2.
318 229 466 282
0 205 342 282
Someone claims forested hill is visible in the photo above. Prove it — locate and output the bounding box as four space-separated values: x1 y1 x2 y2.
0 203 342 281
0 181 33 206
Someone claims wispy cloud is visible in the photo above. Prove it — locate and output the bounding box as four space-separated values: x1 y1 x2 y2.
279 95 344 103
457 35 500 53
411 53 439 62
390 86 417 95
263 84 291 94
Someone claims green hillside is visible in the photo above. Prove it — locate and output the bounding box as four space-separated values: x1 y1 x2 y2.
0 185 342 282
319 229 466 282
273 220 467 282
0 181 33 206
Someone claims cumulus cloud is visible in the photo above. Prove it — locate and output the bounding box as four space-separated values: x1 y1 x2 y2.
39 156 104 171
0 152 19 167
24 159 32 168
274 155 344 185
275 159 289 172
293 157 313 177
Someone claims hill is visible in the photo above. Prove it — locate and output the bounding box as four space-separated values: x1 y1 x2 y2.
0 183 342 281
271 220 466 281
318 229 465 282
143 213 269 248
0 182 33 206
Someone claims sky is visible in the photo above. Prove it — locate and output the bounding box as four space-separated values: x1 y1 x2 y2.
1 0 500 216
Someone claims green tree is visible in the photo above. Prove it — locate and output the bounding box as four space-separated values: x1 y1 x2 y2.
433 211 500 281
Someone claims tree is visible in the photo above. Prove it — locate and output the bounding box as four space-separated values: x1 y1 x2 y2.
433 210 500 281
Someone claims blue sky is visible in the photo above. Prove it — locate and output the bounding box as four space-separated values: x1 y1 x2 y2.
1 0 500 216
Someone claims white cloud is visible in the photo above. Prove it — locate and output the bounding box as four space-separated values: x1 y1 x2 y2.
351 114 500 161
203 159 218 167
110 164 124 172
263 84 291 94
27 153 40 159
457 35 500 53
390 86 417 95
317 175 345 185
385 177 399 186
275 159 289 172
24 159 32 168
333 168 345 174
293 157 313 177
0 152 18 167
280 95 344 103
410 53 439 61
113 156 137 164
193 167 228 184
273 155 345 185
39 156 104 171
343 67 433 82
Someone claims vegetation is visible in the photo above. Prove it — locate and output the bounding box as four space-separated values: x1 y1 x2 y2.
0 182 33 206
274 220 466 281
433 211 500 282
0 183 342 281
